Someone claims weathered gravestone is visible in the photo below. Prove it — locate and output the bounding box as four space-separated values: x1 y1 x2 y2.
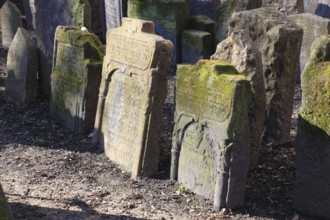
229 8 303 145
5 28 38 105
35 0 92 97
0 1 22 48
214 0 262 45
50 26 104 134
22 0 36 29
211 30 266 169
0 184 13 220
289 13 330 82
188 15 215 37
182 30 212 64
171 59 252 210
128 0 189 64
103 0 127 29
93 18 173 178
263 0 304 14
294 35 330 219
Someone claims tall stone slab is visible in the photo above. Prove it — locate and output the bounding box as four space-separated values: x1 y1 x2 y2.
22 0 36 29
35 0 92 98
214 0 262 45
289 13 330 82
50 26 104 134
89 0 103 40
93 18 173 178
0 184 13 220
104 0 127 29
0 1 22 48
171 60 252 210
294 35 330 219
5 28 38 105
211 30 266 169
128 0 189 64
229 8 303 144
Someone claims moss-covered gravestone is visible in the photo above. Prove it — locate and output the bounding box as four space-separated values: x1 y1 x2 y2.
230 8 303 145
5 28 38 105
294 35 330 219
171 60 252 210
182 30 212 64
289 13 330 83
50 26 104 134
0 1 22 48
0 184 13 220
35 0 92 97
93 18 173 179
211 30 266 169
128 0 189 64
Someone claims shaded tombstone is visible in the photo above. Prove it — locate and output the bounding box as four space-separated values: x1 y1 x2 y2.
171 59 252 210
211 30 266 169
93 18 173 179
5 28 38 105
294 35 330 219
50 26 104 134
127 0 189 64
214 0 262 45
187 15 215 36
22 0 36 29
229 8 303 145
89 0 103 40
186 0 221 19
0 1 22 48
263 0 304 14
35 0 92 98
0 184 13 220
104 0 127 29
181 30 212 64
289 13 330 83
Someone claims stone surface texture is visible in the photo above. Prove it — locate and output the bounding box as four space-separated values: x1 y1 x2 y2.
263 0 304 14
294 35 330 219
104 0 127 29
50 26 104 134
0 1 22 48
5 28 38 105
182 30 212 64
128 0 189 64
35 0 92 97
229 8 303 145
93 18 173 179
171 59 252 210
289 13 330 81
211 30 266 169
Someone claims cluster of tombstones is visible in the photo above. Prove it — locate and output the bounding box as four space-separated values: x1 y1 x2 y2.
0 0 329 218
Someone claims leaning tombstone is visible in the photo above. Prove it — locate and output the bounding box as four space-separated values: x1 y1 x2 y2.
93 18 173 179
211 30 266 169
35 0 92 98
289 13 330 83
229 8 303 145
171 59 252 210
0 1 22 48
0 184 13 220
127 0 189 64
5 28 38 105
50 26 104 134
294 35 330 219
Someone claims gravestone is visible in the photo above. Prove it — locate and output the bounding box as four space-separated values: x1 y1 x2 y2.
50 26 104 134
5 28 38 105
104 0 127 29
128 0 189 64
263 0 304 14
211 30 266 169
0 1 22 48
214 0 262 45
229 8 303 145
35 0 92 98
0 184 13 220
89 0 103 40
22 0 36 29
295 35 330 219
171 59 252 210
289 13 330 82
188 15 215 36
93 18 173 178
182 30 212 64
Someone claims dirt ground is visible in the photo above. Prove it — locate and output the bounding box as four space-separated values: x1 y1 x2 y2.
0 29 314 220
